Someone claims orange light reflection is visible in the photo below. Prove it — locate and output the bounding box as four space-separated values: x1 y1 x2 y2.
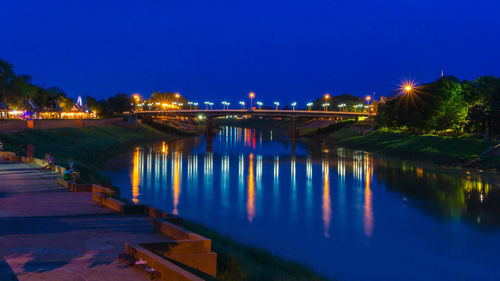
247 154 255 222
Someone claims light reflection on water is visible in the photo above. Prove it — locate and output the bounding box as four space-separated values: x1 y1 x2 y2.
106 126 500 281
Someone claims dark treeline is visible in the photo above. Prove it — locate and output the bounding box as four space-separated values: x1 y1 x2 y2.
0 59 131 116
0 59 73 111
376 76 500 137
0 59 194 116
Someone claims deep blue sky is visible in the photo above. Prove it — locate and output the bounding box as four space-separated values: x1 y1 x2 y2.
1 0 499 106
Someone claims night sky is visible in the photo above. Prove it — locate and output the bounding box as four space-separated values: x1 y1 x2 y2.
1 0 499 106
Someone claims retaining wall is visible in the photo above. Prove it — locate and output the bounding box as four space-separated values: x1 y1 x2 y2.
0 118 122 132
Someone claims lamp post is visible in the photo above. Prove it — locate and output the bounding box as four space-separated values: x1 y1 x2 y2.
323 103 330 111
133 94 140 111
256 101 263 110
249 92 255 108
274 101 279 111
307 102 313 111
239 101 245 110
291 102 297 111
188 102 193 110
193 102 198 109
204 101 209 110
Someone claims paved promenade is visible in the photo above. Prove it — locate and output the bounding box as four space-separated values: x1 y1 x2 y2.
0 161 169 281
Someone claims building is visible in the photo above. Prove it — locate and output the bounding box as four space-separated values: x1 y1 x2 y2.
61 96 96 119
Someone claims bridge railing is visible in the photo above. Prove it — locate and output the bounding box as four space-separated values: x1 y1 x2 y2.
132 109 375 116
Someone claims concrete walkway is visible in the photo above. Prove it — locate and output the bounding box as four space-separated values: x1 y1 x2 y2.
0 161 170 281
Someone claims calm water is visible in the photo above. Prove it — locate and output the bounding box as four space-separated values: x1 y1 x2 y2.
104 127 500 281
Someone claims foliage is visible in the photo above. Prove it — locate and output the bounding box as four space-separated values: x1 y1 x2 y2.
328 127 498 166
311 94 364 111
377 76 500 136
0 59 74 111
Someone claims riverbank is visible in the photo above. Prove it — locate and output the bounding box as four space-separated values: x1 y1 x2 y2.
0 122 175 184
182 220 330 281
0 123 332 281
325 127 500 169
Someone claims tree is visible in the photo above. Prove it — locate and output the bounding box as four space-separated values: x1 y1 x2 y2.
85 96 105 114
465 104 489 134
428 76 467 131
105 93 131 114
149 91 189 109
0 59 15 86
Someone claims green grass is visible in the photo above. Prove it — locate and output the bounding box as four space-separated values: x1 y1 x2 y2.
328 127 499 167
182 220 333 281
0 123 173 183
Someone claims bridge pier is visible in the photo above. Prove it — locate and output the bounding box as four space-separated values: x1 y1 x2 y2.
205 117 216 137
289 117 297 138
205 134 213 153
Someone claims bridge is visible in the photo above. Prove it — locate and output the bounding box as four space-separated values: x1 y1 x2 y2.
133 109 375 137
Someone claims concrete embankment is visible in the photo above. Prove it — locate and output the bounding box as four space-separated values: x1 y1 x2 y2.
0 159 217 281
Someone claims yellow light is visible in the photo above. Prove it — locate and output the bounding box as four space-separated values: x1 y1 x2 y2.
399 79 417 95
133 94 140 100
365 95 371 101
249 92 255 98
175 93 180 98
324 94 330 99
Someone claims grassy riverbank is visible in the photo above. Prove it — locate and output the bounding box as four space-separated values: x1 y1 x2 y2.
327 127 500 169
0 122 173 183
0 122 332 281
182 220 331 281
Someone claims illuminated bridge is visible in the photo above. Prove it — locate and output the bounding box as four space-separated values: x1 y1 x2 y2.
133 109 375 136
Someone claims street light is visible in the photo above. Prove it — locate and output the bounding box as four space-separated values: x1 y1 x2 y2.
239 101 245 110
133 94 141 111
249 92 255 108
256 101 263 110
400 79 417 96
324 93 330 100
291 102 297 111
274 101 280 111
193 102 198 109
204 101 210 110
307 102 313 111
188 101 193 110
323 103 330 111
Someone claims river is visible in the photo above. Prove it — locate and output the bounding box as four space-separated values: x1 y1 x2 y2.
104 126 500 281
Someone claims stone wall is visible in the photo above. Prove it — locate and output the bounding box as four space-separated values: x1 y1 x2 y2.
0 118 122 132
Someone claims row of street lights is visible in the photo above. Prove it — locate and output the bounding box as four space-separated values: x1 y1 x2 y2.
133 91 376 112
